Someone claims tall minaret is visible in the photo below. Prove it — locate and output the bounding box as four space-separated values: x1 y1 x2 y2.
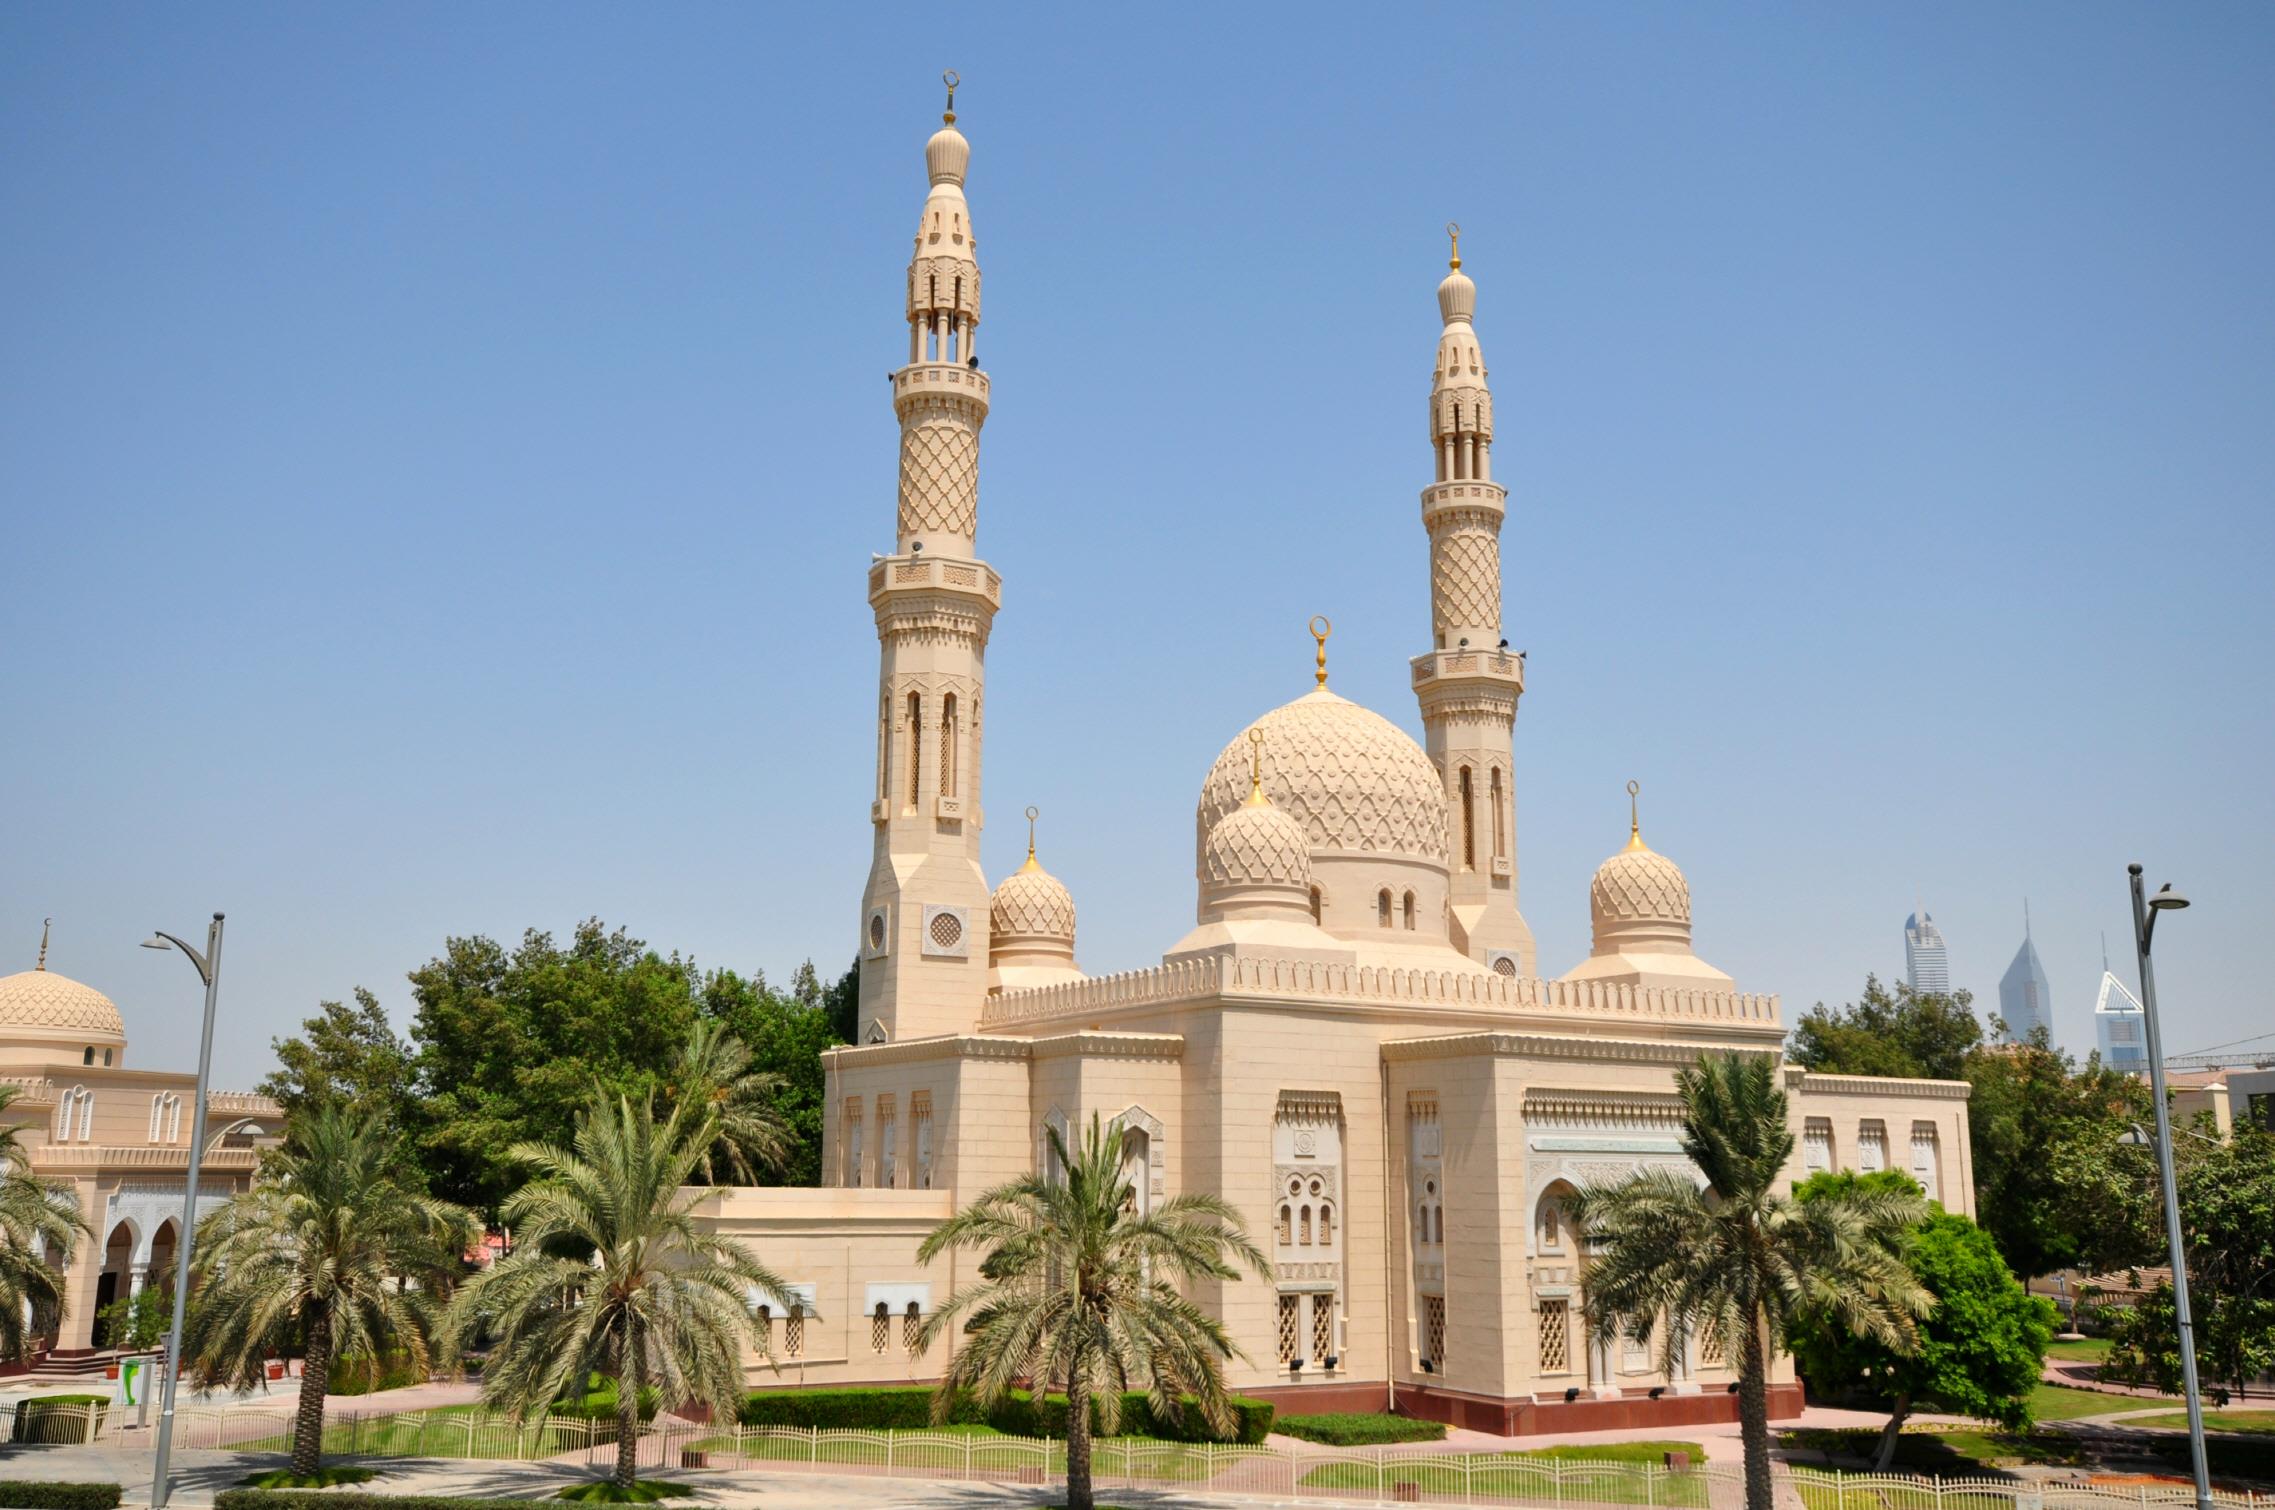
855 74 998 1044
1412 225 1536 974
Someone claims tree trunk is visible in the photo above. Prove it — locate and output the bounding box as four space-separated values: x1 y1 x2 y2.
614 1349 641 1491
1737 1312 1775 1510
1872 1393 1912 1472
1064 1365 1093 1510
291 1300 332 1480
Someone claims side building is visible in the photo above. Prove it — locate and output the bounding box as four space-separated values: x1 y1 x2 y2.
692 92 1978 1438
0 937 281 1360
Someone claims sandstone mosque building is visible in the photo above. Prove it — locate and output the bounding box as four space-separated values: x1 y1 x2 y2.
700 85 1975 1434
0 926 280 1360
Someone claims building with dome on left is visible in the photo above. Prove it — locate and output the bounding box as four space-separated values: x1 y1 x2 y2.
0 925 279 1362
694 85 1978 1436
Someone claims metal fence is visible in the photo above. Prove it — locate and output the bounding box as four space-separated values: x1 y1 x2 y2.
2 1405 2266 1510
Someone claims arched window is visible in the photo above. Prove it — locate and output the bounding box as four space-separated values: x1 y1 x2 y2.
1299 1206 1312 1245
905 692 923 807
76 1089 93 1142
939 693 958 797
1319 1203 1334 1244
872 1302 891 1354
756 1303 773 1353
1491 767 1506 859
82 1047 93 1067
1377 889 1392 927
876 693 890 801
1402 891 1417 930
1308 886 1322 924
1278 1204 1292 1245
1417 1202 1430 1241
784 1305 804 1357
905 1301 924 1356
1458 767 1476 868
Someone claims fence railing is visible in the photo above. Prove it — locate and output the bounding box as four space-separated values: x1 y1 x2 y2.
3 1407 2265 1510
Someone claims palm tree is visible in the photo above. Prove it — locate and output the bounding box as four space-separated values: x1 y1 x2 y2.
1567 1054 1931 1510
446 1093 790 1495
915 1114 1271 1510
658 1019 791 1185
187 1104 478 1480
0 1085 88 1360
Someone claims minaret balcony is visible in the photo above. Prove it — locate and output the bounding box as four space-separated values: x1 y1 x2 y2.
1419 479 1507 527
892 362 991 413
867 552 1003 611
1411 648 1524 696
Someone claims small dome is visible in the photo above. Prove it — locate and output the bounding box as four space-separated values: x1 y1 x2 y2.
925 123 969 187
990 857 1076 946
0 969 127 1045
1437 267 1475 325
1591 841 1693 953
1196 688 1449 871
1204 801 1313 893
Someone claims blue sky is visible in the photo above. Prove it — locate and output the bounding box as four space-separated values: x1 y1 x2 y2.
4 4 2269 1079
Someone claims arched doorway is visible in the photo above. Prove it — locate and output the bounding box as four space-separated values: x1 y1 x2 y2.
90 1223 134 1348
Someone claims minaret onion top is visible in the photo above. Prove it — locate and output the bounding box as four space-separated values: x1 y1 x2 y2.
926 69 970 186
1437 220 1477 325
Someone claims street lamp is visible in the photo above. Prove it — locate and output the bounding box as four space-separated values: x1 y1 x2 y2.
2128 864 2211 1510
139 913 225 1510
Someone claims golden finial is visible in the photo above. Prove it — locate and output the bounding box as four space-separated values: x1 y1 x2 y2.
1625 780 1646 852
1244 729 1270 807
35 918 50 971
1309 615 1332 687
942 69 959 125
1447 220 1462 272
1020 804 1041 872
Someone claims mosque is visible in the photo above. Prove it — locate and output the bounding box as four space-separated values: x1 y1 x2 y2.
698 84 1976 1434
0 925 279 1362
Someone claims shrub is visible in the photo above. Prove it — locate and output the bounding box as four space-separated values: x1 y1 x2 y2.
733 1384 1272 1443
217 1496 557 1510
1274 1412 1447 1446
327 1351 427 1396
0 1486 124 1510
10 1396 108 1445
984 1389 1275 1445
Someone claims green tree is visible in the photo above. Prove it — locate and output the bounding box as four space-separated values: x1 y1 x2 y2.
446 1094 790 1497
656 1018 793 1185
1569 1055 1931 1510
916 1114 1271 1510
1787 1172 2056 1467
2100 1125 2275 1397
0 1085 89 1359
1788 976 1984 1081
187 1106 477 1480
1961 1039 2157 1278
697 966 843 1188
263 989 421 1173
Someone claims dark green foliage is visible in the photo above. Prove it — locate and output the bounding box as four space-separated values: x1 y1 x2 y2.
547 1376 661 1424
1273 1412 1446 1446
93 1285 167 1351
694 964 843 1189
553 1482 694 1502
217 1496 559 1510
2100 1125 2275 1397
262 989 423 1179
0 1483 123 1509
733 1384 1274 1443
1787 1189 2054 1458
1788 976 1982 1081
326 1351 427 1396
237 1469 377 1489
9 1396 107 1444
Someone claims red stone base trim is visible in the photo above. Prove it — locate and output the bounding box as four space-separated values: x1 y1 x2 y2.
1242 1380 1393 1416
1393 1380 1805 1437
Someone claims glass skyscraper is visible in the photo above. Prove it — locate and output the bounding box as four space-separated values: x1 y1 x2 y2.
1904 911 1951 996
2094 968 2149 1073
1997 907 2054 1042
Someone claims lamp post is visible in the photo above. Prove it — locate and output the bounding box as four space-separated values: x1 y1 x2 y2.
2128 864 2210 1510
140 914 224 1510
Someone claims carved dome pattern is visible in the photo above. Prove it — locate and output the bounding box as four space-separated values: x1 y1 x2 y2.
0 970 128 1041
1196 689 1450 872
1589 845 1694 955
990 864 1076 942
1202 803 1313 890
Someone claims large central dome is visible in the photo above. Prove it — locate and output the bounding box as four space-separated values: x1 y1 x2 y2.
1196 688 1449 872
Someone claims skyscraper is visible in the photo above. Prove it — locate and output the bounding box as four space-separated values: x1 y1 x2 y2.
1997 902 2054 1042
2094 963 2149 1073
1905 910 1951 996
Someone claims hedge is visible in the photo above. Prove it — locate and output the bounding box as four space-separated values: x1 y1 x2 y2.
327 1352 426 1397
734 1384 1273 1444
216 1495 554 1510
0 1486 124 1510
1274 1412 1448 1446
10 1395 108 1445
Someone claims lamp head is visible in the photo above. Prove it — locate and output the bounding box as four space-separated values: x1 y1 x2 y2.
140 936 174 953
2150 884 2189 913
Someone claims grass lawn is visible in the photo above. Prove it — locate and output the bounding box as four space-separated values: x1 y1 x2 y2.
2045 1337 2113 1363
1296 1440 1708 1504
690 1424 1229 1483
2028 1382 2167 1420
2123 1410 2275 1435
233 1404 616 1460
1780 1427 2088 1474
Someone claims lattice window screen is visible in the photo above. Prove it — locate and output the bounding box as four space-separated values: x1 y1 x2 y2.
904 1303 923 1357
1539 1299 1570 1374
1311 1295 1334 1365
871 1304 890 1353
1698 1326 1726 1366
1277 1295 1300 1366
1423 1295 1448 1367
784 1311 804 1357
